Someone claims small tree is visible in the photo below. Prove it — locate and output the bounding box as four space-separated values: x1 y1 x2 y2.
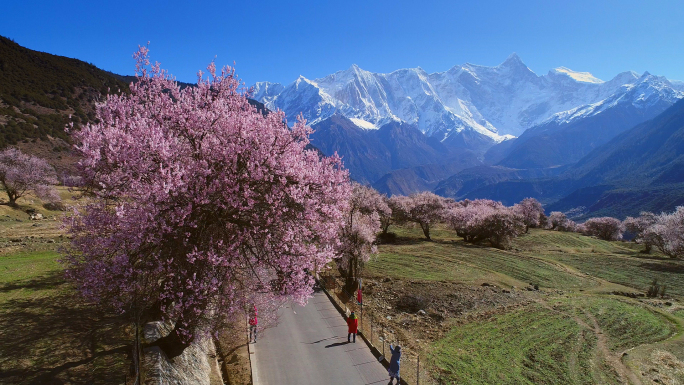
583 217 625 241
377 195 393 235
548 211 566 230
446 199 525 249
645 207 684 259
513 198 545 233
338 184 386 286
0 148 59 206
388 195 411 226
624 212 657 253
63 47 351 359
548 211 576 232
403 192 447 240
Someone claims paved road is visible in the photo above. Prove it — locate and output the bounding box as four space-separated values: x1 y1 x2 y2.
251 290 389 385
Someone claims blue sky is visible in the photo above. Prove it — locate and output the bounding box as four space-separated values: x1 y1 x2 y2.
2 0 683 86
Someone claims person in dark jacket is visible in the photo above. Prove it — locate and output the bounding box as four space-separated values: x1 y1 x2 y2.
388 344 401 384
347 311 358 343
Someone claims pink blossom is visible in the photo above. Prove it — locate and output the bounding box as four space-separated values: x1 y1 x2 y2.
62 47 351 357
512 198 546 232
337 184 385 281
444 199 525 249
582 217 625 241
624 212 658 253
645 207 684 258
0 148 59 206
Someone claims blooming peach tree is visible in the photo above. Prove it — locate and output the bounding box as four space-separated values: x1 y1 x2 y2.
624 212 658 253
0 148 59 206
402 192 448 240
645 207 684 258
445 199 525 249
583 217 625 241
63 47 351 357
513 197 546 232
337 184 388 284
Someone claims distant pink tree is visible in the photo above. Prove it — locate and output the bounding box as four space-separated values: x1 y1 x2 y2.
513 198 546 233
402 192 447 240
0 148 59 207
583 217 625 241
445 199 525 249
388 195 411 226
548 211 577 232
378 195 394 234
645 207 684 258
63 47 351 358
337 184 386 283
624 212 658 253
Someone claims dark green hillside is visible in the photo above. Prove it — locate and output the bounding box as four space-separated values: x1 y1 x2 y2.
0 36 129 147
547 99 684 218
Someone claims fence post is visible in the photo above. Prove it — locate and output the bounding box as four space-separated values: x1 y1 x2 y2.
417 355 420 385
370 320 373 345
382 326 385 357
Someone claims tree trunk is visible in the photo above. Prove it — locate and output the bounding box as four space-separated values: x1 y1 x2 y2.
147 324 193 359
421 223 431 240
6 191 18 207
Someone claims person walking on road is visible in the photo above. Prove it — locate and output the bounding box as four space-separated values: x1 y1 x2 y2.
347 311 358 343
388 344 401 385
249 305 258 343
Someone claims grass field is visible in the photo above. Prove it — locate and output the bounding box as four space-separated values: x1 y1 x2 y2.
430 304 600 385
368 226 596 290
365 224 684 385
3 192 684 384
430 298 675 385
517 229 684 297
0 194 130 385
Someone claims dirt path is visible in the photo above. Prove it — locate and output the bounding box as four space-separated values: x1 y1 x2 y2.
581 309 642 385
537 299 642 385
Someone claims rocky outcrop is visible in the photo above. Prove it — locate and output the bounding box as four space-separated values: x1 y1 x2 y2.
142 321 221 385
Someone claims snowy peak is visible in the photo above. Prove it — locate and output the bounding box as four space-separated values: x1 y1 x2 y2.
251 81 284 106
252 54 683 147
545 73 683 125
550 67 604 84
499 52 526 68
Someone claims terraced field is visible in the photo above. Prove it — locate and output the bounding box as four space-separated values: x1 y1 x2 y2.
368 226 595 289
365 225 684 385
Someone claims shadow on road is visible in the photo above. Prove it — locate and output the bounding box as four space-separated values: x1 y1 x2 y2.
325 341 350 348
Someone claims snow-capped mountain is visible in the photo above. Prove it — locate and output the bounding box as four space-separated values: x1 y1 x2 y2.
251 54 676 150
542 72 683 126
487 72 684 169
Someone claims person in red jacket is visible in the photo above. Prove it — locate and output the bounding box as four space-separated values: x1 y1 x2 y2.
347 311 358 343
249 305 258 343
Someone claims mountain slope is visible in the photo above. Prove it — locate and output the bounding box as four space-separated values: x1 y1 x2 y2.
252 54 668 155
493 74 682 168
371 154 481 196
443 99 684 218
310 115 456 184
0 35 129 147
570 98 684 186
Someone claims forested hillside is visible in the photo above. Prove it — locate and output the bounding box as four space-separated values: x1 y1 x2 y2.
0 36 128 147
